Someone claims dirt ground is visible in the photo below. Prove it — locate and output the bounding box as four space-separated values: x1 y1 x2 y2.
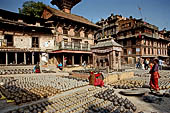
114 89 170 113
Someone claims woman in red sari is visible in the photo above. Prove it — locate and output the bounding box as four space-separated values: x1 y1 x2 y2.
149 59 160 92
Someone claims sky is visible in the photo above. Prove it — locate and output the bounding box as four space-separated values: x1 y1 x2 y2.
0 0 170 30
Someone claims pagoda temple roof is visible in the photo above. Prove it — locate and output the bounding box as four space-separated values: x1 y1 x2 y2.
44 6 101 28
91 39 122 49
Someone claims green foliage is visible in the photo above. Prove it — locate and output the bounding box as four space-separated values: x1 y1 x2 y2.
19 1 46 18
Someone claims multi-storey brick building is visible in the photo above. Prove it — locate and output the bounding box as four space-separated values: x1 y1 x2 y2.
95 14 170 65
0 0 100 67
42 0 101 66
0 9 54 65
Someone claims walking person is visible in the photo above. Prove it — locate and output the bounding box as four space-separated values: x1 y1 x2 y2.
149 59 160 93
136 58 141 69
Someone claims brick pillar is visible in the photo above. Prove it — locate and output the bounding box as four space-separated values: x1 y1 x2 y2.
118 52 121 69
88 55 90 64
72 54 74 66
110 52 113 70
62 54 65 68
15 52 17 64
80 43 82 50
80 55 83 65
93 53 95 68
24 52 26 64
61 40 65 49
6 52 8 65
32 52 34 65
39 53 42 63
107 53 110 73
113 51 116 70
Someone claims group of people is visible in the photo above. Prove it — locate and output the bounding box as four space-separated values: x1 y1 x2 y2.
136 58 164 71
136 58 150 70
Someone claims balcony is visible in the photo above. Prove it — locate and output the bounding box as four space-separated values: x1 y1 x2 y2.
54 41 91 51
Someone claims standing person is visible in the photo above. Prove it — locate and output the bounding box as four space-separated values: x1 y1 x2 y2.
149 59 160 93
159 59 162 70
136 58 141 69
64 57 67 67
145 59 149 70
58 62 63 70
35 63 40 73
82 61 86 70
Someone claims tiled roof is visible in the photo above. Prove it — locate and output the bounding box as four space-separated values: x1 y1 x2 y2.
45 6 101 28
91 39 122 48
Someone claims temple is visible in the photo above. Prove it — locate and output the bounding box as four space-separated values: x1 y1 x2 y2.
51 0 81 13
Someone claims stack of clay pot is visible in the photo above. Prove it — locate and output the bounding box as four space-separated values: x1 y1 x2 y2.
0 75 89 105
110 79 147 89
0 69 33 75
7 86 139 113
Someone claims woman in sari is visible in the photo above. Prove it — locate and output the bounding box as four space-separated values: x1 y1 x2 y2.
149 59 160 92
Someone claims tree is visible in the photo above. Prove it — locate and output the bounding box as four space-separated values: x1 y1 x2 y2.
19 1 46 18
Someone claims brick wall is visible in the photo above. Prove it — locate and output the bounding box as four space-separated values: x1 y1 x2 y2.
14 35 32 48
39 35 54 50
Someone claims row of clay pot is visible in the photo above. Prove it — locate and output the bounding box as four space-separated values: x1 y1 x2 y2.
0 69 33 75
8 86 139 113
0 75 89 105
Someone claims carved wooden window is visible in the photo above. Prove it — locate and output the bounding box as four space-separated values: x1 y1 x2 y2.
32 37 39 48
124 49 127 55
132 48 136 54
4 34 13 47
63 27 68 35
123 41 127 46
85 32 88 38
131 39 136 45
75 31 80 37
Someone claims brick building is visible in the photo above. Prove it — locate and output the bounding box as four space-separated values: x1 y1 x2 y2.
0 0 100 67
42 0 101 66
0 9 54 65
95 14 170 65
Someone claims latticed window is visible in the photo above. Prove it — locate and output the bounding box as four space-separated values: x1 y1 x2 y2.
4 35 13 47
132 48 136 54
85 32 88 38
75 31 80 37
63 27 68 35
124 49 127 55
32 37 39 48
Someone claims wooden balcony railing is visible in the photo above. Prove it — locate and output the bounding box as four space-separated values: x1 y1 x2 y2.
55 41 91 51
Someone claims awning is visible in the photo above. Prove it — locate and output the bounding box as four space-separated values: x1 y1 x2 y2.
50 50 92 54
